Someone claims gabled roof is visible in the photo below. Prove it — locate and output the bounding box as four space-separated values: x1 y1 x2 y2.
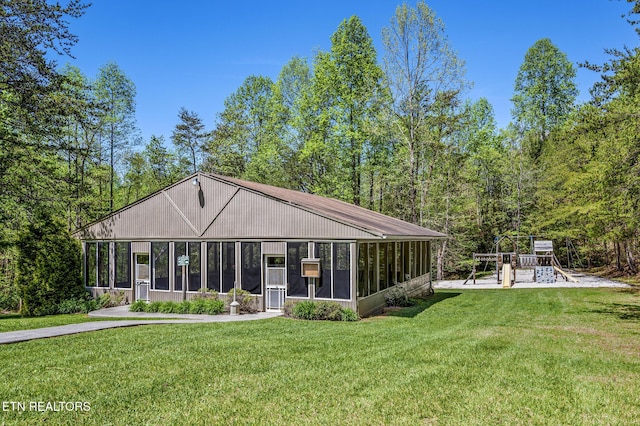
210 173 445 239
75 172 446 241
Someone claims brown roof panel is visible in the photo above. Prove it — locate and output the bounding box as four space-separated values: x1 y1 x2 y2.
208 173 446 239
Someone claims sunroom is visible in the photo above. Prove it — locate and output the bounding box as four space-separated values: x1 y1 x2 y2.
76 173 445 316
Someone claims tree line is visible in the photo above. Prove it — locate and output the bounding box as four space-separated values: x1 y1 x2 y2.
1 0 640 311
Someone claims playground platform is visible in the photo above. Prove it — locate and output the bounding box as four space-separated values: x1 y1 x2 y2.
434 271 631 290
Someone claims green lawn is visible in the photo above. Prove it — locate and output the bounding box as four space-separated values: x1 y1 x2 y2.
1 288 638 425
0 313 114 333
0 313 182 333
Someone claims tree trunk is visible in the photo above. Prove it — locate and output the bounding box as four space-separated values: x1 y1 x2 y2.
625 241 637 274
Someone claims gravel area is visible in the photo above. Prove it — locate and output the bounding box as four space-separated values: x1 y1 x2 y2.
434 270 631 290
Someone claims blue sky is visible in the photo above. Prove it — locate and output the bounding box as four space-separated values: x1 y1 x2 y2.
65 0 638 144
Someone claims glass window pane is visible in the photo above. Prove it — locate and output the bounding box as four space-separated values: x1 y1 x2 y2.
241 242 261 295
315 243 332 299
115 242 131 289
86 242 97 287
379 243 388 290
357 243 367 297
287 242 308 297
368 243 376 295
207 242 221 292
174 242 186 291
222 242 235 293
152 242 169 290
333 243 351 300
98 242 109 287
188 242 201 292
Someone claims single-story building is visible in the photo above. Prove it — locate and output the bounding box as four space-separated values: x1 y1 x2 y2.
75 172 446 317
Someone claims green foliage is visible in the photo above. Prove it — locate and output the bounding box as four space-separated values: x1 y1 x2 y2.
97 291 126 309
57 298 93 314
171 108 208 173
512 38 578 162
15 211 86 316
128 299 225 315
226 288 259 313
158 301 178 313
289 300 359 321
291 301 317 320
384 286 415 307
129 300 146 312
282 300 296 317
340 308 359 322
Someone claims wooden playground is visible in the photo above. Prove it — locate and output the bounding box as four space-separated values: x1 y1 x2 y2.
464 237 579 287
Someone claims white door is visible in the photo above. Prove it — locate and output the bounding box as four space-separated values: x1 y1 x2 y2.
135 253 150 301
265 256 286 311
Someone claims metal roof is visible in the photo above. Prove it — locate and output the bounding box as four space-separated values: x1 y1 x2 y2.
208 173 446 239
75 172 446 240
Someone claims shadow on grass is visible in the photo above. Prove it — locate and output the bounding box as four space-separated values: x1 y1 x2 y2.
590 302 640 321
386 291 461 319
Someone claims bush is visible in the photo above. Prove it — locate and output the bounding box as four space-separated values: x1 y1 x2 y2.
15 210 85 316
288 300 359 322
174 300 191 314
129 299 225 315
384 286 415 307
97 291 126 309
193 289 219 300
340 308 359 322
292 301 317 320
158 301 177 313
57 299 90 314
226 288 259 313
282 301 296 317
129 300 146 312
189 299 208 314
315 301 344 321
204 299 225 315
145 301 162 313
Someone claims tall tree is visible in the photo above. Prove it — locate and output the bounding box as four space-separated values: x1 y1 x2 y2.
94 62 138 212
318 16 388 206
382 1 468 223
171 108 208 173
205 76 274 177
0 0 88 246
511 38 578 162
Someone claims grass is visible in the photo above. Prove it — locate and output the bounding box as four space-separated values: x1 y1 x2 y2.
0 313 114 333
0 313 186 333
1 287 639 425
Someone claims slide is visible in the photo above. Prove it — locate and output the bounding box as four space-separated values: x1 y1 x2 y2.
553 266 579 283
502 264 512 288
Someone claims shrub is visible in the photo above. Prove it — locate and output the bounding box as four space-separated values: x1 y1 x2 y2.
292 301 317 320
174 300 191 314
288 300 360 322
384 286 415 307
15 211 86 316
129 300 146 312
282 301 296 317
97 291 126 309
193 289 219 300
341 308 359 322
226 288 259 313
204 299 225 315
158 301 177 313
189 299 208 314
57 299 90 314
145 301 163 313
315 301 343 321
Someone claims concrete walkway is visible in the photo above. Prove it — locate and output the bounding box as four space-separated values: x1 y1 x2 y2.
0 306 282 345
